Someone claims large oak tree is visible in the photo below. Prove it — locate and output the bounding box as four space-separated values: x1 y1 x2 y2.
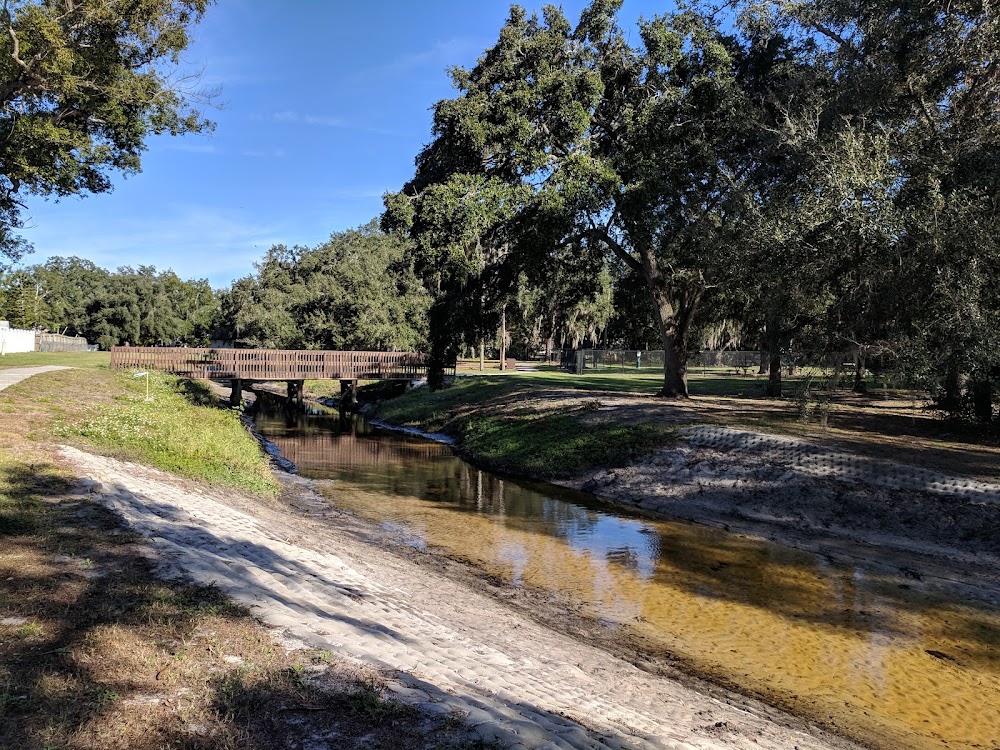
0 0 213 263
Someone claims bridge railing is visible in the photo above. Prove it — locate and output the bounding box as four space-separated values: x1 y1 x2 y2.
110 347 430 381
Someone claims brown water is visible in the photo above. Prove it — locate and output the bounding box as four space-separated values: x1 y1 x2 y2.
256 405 1000 750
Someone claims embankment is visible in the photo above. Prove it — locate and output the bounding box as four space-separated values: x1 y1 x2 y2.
373 376 1000 595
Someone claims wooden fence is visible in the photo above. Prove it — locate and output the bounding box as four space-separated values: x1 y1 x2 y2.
37 333 91 352
110 347 430 381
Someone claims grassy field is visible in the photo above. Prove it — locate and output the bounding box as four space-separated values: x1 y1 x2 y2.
0 350 110 369
1 367 277 495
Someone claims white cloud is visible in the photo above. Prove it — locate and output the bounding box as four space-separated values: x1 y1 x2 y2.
382 37 481 73
267 111 348 128
161 141 219 154
330 186 389 200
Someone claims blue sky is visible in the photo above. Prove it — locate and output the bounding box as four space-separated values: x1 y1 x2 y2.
19 0 665 289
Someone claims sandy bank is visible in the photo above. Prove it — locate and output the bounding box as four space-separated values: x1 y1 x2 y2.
564 425 1000 607
60 444 859 750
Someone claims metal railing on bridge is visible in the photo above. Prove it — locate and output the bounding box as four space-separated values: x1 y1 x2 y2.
110 347 430 381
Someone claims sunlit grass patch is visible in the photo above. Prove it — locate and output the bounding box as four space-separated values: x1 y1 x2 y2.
377 377 674 477
56 371 277 496
377 376 529 429
0 351 110 370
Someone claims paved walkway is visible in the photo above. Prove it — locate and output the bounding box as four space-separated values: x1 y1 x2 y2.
0 365 71 392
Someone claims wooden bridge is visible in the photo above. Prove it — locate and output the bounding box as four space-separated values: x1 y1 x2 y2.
110 346 431 405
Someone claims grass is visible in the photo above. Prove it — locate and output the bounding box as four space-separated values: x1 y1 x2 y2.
375 367 1000 483
378 376 676 478
0 351 110 369
461 412 673 477
1 367 277 496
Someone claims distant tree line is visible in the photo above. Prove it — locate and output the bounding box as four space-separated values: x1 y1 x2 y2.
0 223 433 355
383 0 999 420
0 258 218 350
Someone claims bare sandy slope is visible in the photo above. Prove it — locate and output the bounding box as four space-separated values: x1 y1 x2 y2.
60 445 860 750
569 425 1000 606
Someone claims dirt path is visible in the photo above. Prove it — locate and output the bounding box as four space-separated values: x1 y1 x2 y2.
60 445 860 750
0 365 71 391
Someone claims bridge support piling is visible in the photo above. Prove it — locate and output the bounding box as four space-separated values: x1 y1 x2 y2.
339 379 359 412
286 380 305 408
229 379 243 408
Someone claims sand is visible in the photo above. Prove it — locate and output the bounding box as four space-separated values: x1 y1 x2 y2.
60 445 859 750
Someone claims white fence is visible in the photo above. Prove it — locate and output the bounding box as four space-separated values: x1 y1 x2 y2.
0 323 37 354
0 322 92 353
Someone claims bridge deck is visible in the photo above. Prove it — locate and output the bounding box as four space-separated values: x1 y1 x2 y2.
110 347 429 381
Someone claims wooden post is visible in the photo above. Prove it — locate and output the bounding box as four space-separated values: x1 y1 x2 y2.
296 379 304 407
230 378 243 407
351 379 358 408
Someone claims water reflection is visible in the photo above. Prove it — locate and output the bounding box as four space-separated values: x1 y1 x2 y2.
255 404 1000 750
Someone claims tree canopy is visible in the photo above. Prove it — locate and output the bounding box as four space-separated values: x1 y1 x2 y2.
385 0 999 417
0 258 218 349
0 0 214 263
216 223 431 352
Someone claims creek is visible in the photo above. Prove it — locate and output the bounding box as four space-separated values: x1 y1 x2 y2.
253 400 1000 750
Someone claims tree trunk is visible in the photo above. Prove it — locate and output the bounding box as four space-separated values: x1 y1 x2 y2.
758 341 768 375
479 339 484 372
765 327 782 397
767 350 783 397
661 337 689 396
941 360 964 413
972 380 993 423
635 245 698 398
853 347 868 394
499 305 507 371
427 299 456 390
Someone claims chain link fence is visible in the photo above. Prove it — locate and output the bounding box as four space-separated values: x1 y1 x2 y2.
560 349 764 374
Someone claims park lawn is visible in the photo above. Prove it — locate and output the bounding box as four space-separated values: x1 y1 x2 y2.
0 350 111 369
376 368 1000 483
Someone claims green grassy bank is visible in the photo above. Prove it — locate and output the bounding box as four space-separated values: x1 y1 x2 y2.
375 373 677 478
1 364 276 495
